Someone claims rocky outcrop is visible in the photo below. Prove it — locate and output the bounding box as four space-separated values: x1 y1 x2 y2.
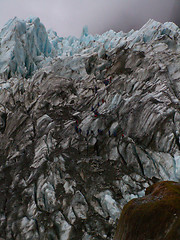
0 18 179 239
114 181 180 240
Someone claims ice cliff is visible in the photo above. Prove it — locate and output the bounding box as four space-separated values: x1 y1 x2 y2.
0 17 179 240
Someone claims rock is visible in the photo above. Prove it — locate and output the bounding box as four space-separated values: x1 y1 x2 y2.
114 181 180 240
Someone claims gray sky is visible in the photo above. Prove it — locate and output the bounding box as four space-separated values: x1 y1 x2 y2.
0 0 179 37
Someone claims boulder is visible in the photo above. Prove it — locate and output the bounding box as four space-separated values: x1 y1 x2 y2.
114 181 180 240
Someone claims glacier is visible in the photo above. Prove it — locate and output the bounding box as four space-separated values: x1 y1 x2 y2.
0 17 180 79
0 16 180 240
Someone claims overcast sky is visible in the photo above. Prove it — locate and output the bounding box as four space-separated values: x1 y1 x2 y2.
0 0 180 37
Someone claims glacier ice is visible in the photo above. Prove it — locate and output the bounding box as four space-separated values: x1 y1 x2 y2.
0 17 54 79
0 17 180 79
174 154 180 180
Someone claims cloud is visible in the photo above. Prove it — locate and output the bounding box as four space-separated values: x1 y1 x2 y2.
0 0 179 37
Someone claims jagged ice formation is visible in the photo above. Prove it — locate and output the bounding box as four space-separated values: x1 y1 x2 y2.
0 17 179 240
0 17 180 79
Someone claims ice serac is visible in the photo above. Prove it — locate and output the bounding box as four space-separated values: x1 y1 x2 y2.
0 17 53 79
1 17 180 79
0 18 180 240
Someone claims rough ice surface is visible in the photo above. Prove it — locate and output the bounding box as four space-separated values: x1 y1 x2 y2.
174 154 180 180
0 17 180 79
0 17 54 79
97 190 121 221
0 16 180 240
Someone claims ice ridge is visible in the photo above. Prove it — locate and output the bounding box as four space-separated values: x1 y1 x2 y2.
0 17 179 79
